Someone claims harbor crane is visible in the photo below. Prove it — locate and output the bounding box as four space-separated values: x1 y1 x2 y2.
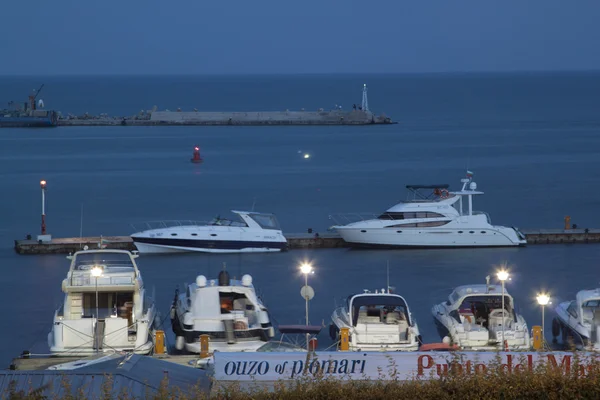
28 84 45 111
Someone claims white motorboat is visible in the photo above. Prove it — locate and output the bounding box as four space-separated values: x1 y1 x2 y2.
329 171 526 248
171 268 275 353
48 250 157 356
131 210 287 254
330 288 421 351
432 280 530 350
553 288 600 350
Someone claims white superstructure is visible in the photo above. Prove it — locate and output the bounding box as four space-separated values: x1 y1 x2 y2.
48 250 156 356
330 171 526 248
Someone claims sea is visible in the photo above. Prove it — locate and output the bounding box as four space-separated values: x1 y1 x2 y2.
1 72 600 365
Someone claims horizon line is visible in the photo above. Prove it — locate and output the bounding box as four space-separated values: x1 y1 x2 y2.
1 68 600 78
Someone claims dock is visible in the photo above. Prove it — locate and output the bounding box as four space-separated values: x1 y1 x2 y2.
13 229 600 255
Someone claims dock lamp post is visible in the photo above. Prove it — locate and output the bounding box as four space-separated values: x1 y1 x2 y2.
536 293 551 348
91 266 103 352
40 180 47 235
497 270 510 350
300 262 315 351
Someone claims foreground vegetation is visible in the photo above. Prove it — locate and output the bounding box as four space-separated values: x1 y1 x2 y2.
6 353 600 399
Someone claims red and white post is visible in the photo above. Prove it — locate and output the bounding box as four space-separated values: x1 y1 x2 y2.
40 180 47 235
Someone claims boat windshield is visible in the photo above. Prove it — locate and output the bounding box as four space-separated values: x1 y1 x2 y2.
581 299 600 324
249 213 281 230
455 295 515 325
209 215 248 227
350 295 410 326
73 253 134 271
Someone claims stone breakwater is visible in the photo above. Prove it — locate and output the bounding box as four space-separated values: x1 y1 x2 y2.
57 109 394 126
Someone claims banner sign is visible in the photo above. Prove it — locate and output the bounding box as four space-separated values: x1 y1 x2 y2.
212 351 599 381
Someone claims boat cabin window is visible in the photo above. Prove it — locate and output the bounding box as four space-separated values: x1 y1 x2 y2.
580 300 600 323
447 291 461 305
387 221 450 228
249 213 281 230
567 302 579 318
81 291 134 323
378 212 445 220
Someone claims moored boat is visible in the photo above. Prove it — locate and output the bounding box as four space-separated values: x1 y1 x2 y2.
47 250 157 356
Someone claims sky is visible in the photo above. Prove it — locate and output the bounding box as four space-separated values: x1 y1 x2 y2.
2 0 600 75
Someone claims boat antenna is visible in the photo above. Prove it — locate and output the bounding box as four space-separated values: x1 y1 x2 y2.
79 203 84 249
251 197 257 212
386 260 390 293
222 262 227 271
485 275 490 293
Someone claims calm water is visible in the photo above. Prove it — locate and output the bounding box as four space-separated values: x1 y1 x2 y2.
1 73 600 365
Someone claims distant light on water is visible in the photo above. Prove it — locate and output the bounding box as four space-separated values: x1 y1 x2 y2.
303 154 310 159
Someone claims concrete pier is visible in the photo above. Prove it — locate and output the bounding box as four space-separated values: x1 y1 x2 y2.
13 229 600 255
57 109 393 126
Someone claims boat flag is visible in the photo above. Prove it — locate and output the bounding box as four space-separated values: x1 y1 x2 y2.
466 170 474 178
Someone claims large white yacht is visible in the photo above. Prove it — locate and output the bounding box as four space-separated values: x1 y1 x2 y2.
553 288 600 350
171 268 275 353
330 171 526 248
131 210 287 254
432 280 530 350
330 288 421 351
48 250 157 356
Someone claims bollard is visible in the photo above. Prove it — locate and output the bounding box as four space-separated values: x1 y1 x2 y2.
340 327 350 351
154 330 166 354
199 334 210 358
532 325 543 350
308 337 318 352
565 216 571 230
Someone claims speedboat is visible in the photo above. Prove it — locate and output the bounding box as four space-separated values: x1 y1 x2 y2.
432 280 530 350
329 171 526 248
553 288 600 350
48 250 157 356
131 210 288 254
330 288 421 351
171 268 275 353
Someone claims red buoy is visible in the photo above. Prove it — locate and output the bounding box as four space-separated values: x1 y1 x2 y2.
191 145 203 163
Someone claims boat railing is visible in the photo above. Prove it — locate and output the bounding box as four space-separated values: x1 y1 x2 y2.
130 220 211 232
130 218 247 232
328 213 381 227
56 303 65 318
70 274 135 287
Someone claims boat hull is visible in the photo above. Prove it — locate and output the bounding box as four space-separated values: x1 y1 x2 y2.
335 227 526 248
171 309 273 353
133 237 287 254
0 113 58 128
330 308 420 352
432 305 531 350
553 304 593 349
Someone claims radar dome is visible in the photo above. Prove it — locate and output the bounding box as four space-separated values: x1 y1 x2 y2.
242 274 253 286
196 275 207 287
469 182 477 190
